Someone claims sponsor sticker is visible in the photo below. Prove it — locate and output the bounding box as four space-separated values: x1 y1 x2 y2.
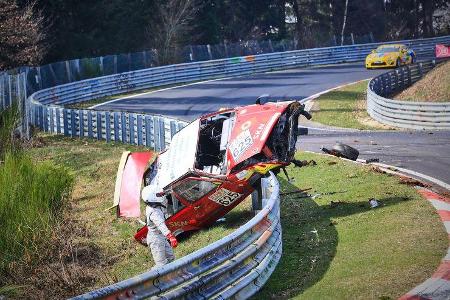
229 129 253 160
209 188 243 206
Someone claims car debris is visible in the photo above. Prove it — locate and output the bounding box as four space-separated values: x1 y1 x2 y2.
113 100 312 239
321 143 359 161
369 198 380 208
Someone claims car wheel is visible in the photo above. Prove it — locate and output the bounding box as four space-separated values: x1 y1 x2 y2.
396 58 401 68
331 143 359 161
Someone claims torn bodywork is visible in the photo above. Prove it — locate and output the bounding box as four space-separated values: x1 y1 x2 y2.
115 101 310 237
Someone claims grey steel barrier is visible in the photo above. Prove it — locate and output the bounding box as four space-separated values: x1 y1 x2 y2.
71 172 281 300
367 60 450 130
27 36 450 148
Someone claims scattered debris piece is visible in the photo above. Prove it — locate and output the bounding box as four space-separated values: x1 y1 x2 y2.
280 188 312 196
369 198 380 208
398 176 431 188
369 166 386 174
216 218 226 223
292 159 317 167
321 143 359 161
359 158 380 163
312 190 347 200
370 141 378 145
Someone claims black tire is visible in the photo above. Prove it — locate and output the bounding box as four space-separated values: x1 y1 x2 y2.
396 58 401 68
331 143 359 161
298 127 308 135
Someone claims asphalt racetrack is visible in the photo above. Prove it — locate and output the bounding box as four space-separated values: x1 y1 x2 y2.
96 63 386 121
95 62 450 184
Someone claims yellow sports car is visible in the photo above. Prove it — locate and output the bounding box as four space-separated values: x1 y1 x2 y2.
365 44 415 69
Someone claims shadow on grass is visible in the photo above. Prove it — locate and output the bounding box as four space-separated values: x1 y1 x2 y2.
256 178 412 299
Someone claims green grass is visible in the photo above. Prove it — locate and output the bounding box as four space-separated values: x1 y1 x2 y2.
256 152 447 299
0 152 74 273
20 134 253 296
311 80 391 130
5 134 446 298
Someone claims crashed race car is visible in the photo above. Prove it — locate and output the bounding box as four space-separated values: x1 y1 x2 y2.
115 100 311 241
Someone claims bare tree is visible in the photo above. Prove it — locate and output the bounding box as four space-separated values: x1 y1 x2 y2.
0 0 47 70
148 0 201 65
340 0 349 45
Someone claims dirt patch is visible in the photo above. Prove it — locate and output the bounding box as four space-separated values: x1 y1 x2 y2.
394 60 450 102
1 212 114 299
398 176 431 188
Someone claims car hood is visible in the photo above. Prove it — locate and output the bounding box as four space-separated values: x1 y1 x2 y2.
156 119 200 189
367 52 397 60
225 102 292 170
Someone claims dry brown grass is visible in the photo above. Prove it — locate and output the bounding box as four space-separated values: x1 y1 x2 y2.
395 60 450 102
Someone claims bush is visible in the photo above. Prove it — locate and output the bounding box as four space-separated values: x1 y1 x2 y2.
0 104 20 157
0 151 74 272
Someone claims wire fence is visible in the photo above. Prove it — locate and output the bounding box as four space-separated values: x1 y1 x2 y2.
1 33 375 101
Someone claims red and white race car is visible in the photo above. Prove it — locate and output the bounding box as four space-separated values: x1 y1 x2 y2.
115 100 311 241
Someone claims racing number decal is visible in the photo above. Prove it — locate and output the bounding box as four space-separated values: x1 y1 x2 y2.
209 188 243 206
230 129 253 160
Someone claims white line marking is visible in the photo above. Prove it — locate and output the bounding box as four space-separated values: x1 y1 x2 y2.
89 76 236 109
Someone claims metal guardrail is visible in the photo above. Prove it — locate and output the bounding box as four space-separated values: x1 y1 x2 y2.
72 173 281 300
367 60 450 130
28 35 450 149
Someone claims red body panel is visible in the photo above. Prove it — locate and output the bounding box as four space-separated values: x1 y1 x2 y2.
226 102 291 171
118 152 153 218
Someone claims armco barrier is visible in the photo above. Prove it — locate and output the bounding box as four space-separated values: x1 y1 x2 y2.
72 173 281 300
28 35 450 149
367 60 450 130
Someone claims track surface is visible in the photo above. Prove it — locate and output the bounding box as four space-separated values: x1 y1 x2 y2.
298 130 450 184
96 62 450 184
97 63 385 121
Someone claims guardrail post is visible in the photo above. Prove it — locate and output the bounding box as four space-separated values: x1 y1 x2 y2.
79 110 84 138
96 111 102 140
87 111 93 138
129 113 135 145
48 107 54 133
121 113 127 143
169 121 178 139
145 116 152 148
71 110 76 137
114 112 120 142
418 62 423 77
63 109 69 136
105 111 111 142
137 115 143 146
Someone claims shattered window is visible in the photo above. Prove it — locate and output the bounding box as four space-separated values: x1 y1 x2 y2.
173 179 217 203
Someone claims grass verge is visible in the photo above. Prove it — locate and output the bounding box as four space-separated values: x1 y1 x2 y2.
307 80 394 130
3 134 446 299
256 152 447 299
2 134 252 299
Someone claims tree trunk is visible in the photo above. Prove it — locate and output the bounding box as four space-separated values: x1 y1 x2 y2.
340 0 349 46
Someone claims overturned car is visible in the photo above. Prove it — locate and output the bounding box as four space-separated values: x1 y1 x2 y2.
115 100 311 240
